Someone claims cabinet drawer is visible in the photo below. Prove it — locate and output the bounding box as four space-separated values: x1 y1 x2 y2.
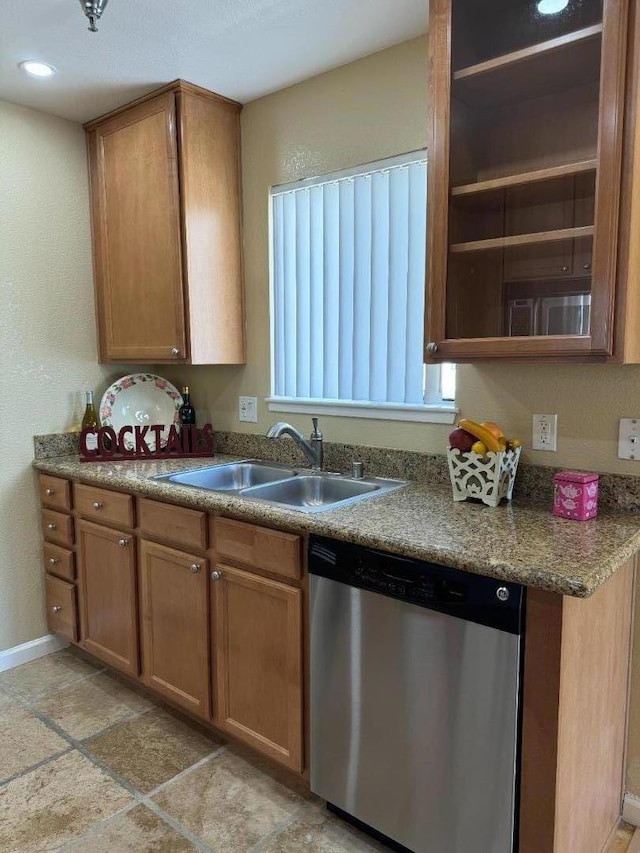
213 517 301 581
43 543 75 582
139 499 207 551
39 475 72 511
42 508 74 547
74 484 135 528
45 575 78 642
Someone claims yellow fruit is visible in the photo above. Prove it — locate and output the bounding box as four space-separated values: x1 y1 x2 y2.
471 441 487 455
481 421 505 439
458 419 502 453
508 438 522 449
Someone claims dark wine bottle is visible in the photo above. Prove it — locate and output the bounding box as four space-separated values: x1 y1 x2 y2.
179 386 196 452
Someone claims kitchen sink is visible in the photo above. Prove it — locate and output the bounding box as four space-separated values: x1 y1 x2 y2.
156 461 297 491
242 475 379 510
154 460 406 513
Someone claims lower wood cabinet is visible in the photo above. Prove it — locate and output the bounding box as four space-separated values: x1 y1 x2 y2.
211 563 303 771
139 540 210 718
76 519 139 676
45 574 78 642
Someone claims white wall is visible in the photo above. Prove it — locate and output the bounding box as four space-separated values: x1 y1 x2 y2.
0 100 129 652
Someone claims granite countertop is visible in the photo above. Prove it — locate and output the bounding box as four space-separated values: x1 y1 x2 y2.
33 454 640 598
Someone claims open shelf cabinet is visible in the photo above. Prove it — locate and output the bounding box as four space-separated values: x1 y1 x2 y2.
426 0 630 360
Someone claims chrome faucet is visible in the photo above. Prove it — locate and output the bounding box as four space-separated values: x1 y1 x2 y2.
266 417 324 472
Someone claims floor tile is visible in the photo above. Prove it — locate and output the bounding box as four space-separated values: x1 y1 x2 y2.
0 651 100 702
606 823 636 853
154 749 303 850
0 699 69 783
33 671 152 739
84 707 223 793
0 750 132 852
262 804 390 852
63 803 197 852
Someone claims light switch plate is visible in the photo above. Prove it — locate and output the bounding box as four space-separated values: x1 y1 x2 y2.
532 413 557 451
618 418 640 460
239 396 258 423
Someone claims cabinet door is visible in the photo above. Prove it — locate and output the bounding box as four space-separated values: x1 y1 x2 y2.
77 519 139 676
139 540 210 718
212 564 303 771
88 92 187 362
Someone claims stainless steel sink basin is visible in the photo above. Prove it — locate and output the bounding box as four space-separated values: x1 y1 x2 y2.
154 459 406 512
242 475 379 510
156 461 296 491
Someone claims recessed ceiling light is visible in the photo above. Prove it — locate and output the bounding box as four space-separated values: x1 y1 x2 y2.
18 61 57 78
537 0 570 14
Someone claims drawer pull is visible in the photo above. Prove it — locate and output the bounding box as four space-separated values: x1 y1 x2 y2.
51 605 62 613
118 538 129 548
48 557 60 566
92 501 103 510
211 570 222 581
46 523 57 531
45 488 55 496
189 563 201 574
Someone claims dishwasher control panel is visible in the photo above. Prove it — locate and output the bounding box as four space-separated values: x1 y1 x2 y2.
309 536 524 635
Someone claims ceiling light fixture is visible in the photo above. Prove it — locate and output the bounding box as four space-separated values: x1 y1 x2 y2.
537 0 570 14
79 0 109 32
18 61 57 78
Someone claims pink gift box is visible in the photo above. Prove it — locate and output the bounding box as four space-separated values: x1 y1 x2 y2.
553 470 599 521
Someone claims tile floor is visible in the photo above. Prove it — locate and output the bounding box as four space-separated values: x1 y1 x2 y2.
0 650 388 852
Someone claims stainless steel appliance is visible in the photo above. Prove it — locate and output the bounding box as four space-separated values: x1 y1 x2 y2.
507 292 591 336
309 536 524 853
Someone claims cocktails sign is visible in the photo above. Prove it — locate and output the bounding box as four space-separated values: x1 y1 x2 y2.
79 424 214 462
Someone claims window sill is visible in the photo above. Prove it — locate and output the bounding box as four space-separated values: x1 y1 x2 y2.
266 397 458 425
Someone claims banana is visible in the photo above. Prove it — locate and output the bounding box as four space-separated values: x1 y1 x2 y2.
458 419 503 453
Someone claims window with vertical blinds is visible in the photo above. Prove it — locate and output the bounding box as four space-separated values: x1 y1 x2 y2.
268 152 456 423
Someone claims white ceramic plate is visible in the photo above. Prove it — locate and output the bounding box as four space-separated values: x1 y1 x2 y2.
100 374 183 451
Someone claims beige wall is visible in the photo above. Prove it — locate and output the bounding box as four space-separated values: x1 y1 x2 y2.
166 36 640 477
0 100 131 653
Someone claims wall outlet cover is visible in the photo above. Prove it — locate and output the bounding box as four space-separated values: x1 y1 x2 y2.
618 418 640 460
239 396 258 423
532 413 557 452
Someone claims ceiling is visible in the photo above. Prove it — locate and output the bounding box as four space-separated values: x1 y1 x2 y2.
0 0 428 124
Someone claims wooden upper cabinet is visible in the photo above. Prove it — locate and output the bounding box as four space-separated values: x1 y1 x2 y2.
425 0 632 361
85 80 246 365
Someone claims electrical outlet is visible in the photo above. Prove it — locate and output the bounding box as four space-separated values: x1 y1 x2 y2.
618 418 640 460
238 396 258 423
532 413 557 451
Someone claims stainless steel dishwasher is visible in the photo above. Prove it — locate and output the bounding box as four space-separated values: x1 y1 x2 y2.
309 535 524 853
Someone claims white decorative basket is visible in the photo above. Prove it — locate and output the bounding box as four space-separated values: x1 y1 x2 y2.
447 446 522 508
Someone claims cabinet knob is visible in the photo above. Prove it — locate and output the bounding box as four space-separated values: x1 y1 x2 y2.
562 266 569 272
46 523 57 531
189 563 201 574
211 570 222 581
426 342 439 355
49 557 60 566
118 538 129 548
170 347 180 358
52 605 62 613
92 501 103 510
45 488 55 496
583 263 591 270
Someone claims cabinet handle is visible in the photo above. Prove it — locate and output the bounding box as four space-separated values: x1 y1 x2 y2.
47 523 57 531
170 347 180 358
92 501 103 510
118 538 129 548
52 605 62 613
49 557 60 566
561 266 569 272
45 488 55 496
189 563 201 574
211 570 222 581
583 263 591 270
426 342 439 355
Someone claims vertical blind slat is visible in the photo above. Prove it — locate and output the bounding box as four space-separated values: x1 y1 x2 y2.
387 166 410 403
295 190 311 398
271 157 428 407
322 182 340 399
406 162 428 404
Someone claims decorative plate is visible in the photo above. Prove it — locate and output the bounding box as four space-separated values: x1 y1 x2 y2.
100 373 183 451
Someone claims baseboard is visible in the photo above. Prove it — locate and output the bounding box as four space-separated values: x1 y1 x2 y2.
0 634 68 674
